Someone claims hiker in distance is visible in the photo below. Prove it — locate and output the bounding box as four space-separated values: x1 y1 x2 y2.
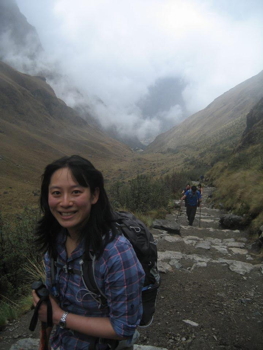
181 185 202 226
181 183 190 195
32 155 145 350
197 183 203 195
181 184 191 207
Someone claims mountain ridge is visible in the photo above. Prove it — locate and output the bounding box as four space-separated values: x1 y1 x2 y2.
146 70 263 156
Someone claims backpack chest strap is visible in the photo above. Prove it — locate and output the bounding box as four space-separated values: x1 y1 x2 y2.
54 260 82 276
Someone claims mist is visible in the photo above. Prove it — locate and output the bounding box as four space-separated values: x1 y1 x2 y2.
12 0 263 142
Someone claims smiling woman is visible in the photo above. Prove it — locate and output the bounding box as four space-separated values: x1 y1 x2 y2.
48 167 99 243
33 155 145 350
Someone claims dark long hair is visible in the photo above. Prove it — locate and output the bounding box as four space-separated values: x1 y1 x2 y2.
35 155 115 258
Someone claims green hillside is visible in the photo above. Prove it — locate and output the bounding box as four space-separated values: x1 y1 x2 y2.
146 71 263 169
206 97 263 230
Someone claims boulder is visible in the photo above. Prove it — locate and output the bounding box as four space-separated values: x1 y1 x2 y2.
152 219 181 234
219 214 246 229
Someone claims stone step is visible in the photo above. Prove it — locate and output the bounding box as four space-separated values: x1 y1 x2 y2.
157 248 263 276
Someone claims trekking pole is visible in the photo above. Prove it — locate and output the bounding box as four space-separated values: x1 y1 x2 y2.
179 200 182 218
30 281 53 350
199 203 201 228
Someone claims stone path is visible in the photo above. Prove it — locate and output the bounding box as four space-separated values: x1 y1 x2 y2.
135 186 263 349
156 187 263 277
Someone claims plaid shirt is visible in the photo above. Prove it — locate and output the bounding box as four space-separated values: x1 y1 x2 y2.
45 232 145 350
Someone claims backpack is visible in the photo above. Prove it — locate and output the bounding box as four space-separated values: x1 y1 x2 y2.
52 211 160 327
186 189 200 206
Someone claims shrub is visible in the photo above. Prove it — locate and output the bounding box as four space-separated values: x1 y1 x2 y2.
0 208 41 300
109 175 171 213
108 171 193 214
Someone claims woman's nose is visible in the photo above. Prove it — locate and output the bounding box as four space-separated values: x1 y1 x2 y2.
61 194 73 206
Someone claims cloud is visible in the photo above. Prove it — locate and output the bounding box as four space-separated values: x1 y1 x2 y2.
15 0 263 140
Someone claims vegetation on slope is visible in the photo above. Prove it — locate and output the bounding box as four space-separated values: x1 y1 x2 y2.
145 70 263 174
206 98 263 232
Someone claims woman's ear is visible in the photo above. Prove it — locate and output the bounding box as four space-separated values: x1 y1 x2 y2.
91 187 100 205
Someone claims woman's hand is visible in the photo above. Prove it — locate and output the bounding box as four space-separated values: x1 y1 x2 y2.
49 295 64 325
32 290 63 324
32 290 48 323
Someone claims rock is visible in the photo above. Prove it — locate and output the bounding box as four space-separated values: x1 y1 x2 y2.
219 214 246 229
183 236 202 245
195 241 211 250
228 261 255 275
213 245 228 254
157 261 173 273
251 239 263 253
135 346 168 350
152 219 180 234
183 319 199 327
158 251 183 261
169 259 183 269
10 338 39 350
226 242 245 248
228 248 248 255
162 235 182 243
191 262 208 269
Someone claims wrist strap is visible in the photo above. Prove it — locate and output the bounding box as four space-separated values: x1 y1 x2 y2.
29 296 53 331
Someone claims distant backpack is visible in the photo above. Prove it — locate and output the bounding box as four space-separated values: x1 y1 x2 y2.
186 190 200 207
52 211 160 327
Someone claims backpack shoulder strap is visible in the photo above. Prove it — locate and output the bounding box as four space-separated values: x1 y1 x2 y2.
51 255 107 308
81 253 108 308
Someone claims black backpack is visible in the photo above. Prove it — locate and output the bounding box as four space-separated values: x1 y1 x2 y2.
52 211 160 327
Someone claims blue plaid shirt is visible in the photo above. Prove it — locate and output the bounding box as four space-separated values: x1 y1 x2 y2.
44 232 145 350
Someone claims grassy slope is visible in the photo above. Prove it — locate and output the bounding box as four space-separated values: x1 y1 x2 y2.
206 98 263 231
145 71 263 166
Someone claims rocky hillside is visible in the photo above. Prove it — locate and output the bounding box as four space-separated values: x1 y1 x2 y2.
0 61 132 213
205 96 263 230
0 0 43 68
0 0 146 150
238 96 263 149
146 71 263 165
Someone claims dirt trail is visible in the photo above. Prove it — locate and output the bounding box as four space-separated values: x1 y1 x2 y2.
0 187 262 350
138 187 263 349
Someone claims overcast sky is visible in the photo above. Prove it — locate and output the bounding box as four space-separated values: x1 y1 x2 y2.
15 0 263 140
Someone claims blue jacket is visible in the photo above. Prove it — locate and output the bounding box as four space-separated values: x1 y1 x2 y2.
185 190 201 206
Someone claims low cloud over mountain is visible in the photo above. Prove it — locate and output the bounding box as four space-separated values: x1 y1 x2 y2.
2 0 263 146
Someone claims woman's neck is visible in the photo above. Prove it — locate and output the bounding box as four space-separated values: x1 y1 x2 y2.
66 231 79 257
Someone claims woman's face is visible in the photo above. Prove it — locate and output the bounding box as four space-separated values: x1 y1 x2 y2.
48 167 99 237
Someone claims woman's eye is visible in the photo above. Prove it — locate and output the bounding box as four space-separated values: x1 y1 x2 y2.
72 190 81 195
51 191 60 196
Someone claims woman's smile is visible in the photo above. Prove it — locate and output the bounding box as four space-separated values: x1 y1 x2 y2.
59 211 77 218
